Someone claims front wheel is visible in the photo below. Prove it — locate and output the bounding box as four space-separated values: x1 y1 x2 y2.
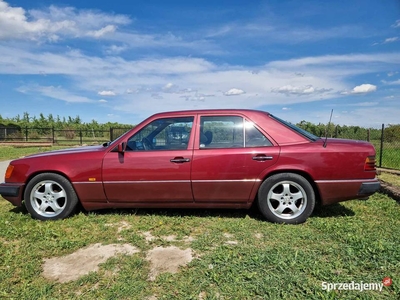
24 173 79 221
258 173 315 224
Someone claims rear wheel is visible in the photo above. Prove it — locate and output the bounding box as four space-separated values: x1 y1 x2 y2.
258 173 315 224
24 173 78 221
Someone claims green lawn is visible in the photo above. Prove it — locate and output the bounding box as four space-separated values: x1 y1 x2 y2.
379 172 400 188
0 194 399 299
0 145 73 161
373 142 400 170
0 146 399 299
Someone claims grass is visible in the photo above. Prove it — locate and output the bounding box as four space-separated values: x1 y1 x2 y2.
374 142 400 170
0 145 74 161
0 146 399 299
379 172 400 188
0 195 399 299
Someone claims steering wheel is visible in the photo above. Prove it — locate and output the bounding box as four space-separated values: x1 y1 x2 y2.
142 137 154 150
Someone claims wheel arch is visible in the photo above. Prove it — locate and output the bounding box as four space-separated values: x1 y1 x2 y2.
22 170 78 202
255 169 321 205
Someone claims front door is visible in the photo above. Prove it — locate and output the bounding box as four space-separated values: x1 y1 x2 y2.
102 116 194 203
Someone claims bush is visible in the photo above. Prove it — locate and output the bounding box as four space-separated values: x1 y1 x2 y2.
63 128 76 140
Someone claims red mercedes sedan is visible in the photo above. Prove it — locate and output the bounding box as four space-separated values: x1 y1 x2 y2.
0 109 380 224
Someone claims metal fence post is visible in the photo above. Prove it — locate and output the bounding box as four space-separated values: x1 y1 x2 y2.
25 126 28 141
379 124 384 168
110 128 113 141
79 129 83 145
52 127 55 144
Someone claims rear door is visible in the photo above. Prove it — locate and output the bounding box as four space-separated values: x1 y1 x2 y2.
191 114 280 203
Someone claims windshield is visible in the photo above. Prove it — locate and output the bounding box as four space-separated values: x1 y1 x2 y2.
270 114 320 141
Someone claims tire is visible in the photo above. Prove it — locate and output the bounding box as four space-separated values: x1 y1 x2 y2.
258 173 315 224
24 173 79 221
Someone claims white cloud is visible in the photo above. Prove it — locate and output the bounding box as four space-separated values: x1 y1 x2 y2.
271 85 331 96
0 0 53 40
387 71 398 77
0 0 130 41
98 90 116 96
162 82 180 93
2 42 399 124
348 102 378 107
267 53 400 72
392 20 400 28
344 84 377 94
98 99 107 103
105 44 128 54
17 85 95 103
125 88 137 94
383 37 398 43
163 83 174 89
215 20 365 44
382 79 400 85
224 88 245 96
87 25 116 38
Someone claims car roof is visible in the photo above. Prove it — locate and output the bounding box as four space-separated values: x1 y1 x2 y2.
151 109 271 117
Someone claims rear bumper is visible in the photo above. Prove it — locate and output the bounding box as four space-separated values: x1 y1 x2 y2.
0 182 24 206
358 181 381 195
315 178 380 205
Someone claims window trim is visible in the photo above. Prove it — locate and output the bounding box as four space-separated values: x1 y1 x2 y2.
126 116 194 151
198 115 272 149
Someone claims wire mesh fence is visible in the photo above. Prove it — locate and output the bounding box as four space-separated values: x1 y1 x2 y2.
0 127 130 146
0 124 399 170
327 124 399 170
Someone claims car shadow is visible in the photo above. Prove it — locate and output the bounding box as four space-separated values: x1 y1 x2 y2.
311 203 355 218
87 206 263 220
9 205 29 215
7 201 355 221
81 203 355 221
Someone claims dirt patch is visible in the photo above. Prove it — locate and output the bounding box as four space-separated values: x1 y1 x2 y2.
105 221 133 241
42 243 139 283
146 246 194 281
142 231 156 242
116 221 132 233
141 231 196 243
254 233 263 239
223 233 238 245
380 179 400 203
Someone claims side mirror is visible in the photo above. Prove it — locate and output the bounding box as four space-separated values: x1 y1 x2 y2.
117 142 126 153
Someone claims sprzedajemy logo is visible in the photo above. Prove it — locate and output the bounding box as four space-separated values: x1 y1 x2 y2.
322 277 392 292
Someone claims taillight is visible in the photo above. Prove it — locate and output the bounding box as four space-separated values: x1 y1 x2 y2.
5 165 14 179
364 156 376 171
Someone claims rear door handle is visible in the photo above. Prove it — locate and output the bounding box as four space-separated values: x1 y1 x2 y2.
252 155 273 161
170 157 191 163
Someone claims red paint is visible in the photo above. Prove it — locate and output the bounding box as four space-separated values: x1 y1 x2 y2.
0 109 380 211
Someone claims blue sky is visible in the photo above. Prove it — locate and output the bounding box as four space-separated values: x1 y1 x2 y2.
0 0 399 127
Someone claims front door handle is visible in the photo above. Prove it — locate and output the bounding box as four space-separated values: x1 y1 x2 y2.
170 157 190 163
252 155 273 161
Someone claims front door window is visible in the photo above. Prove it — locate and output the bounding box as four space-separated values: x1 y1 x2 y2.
126 117 194 151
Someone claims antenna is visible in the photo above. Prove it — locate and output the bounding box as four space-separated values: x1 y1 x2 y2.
323 109 333 148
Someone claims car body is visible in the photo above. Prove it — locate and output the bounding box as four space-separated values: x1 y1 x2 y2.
0 109 380 223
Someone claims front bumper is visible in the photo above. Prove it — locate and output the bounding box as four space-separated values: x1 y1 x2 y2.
0 183 20 197
0 182 24 206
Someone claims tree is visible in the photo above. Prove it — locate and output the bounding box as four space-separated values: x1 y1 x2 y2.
384 124 400 142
